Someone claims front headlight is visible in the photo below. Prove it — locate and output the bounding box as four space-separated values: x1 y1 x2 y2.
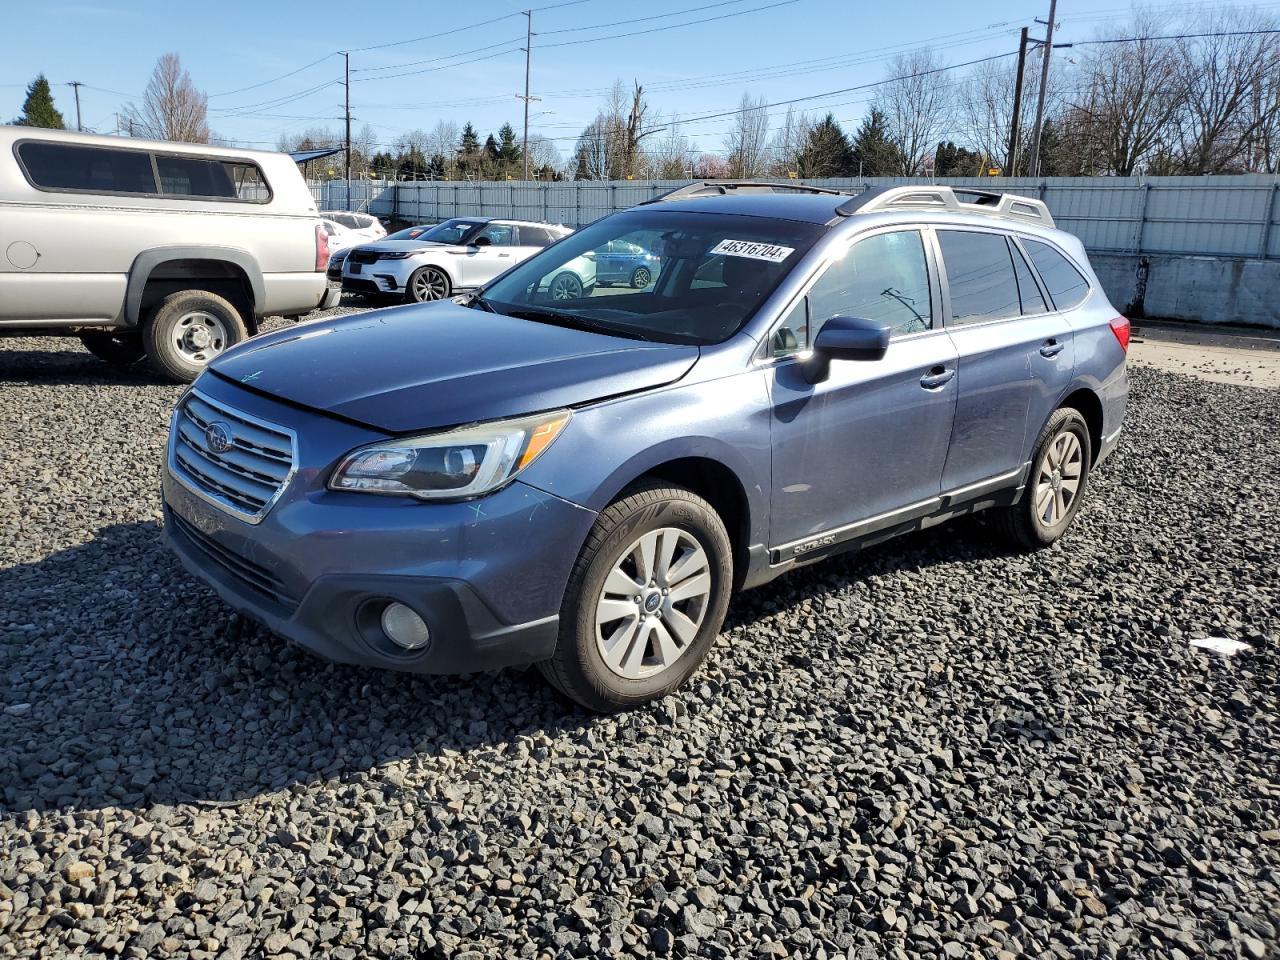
377 251 414 260
329 410 571 500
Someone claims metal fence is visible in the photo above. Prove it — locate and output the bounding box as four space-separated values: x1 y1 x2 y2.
315 175 1280 260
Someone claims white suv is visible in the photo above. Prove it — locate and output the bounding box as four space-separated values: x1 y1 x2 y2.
342 217 587 303
0 127 339 382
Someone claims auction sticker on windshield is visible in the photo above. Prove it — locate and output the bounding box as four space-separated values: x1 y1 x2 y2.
710 239 795 263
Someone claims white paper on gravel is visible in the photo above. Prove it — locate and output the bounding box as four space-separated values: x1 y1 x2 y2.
1189 636 1252 656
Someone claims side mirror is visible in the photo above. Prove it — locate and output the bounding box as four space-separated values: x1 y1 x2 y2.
472 235 492 247
804 315 891 384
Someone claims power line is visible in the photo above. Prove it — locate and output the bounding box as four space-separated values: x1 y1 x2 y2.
538 0 802 48
537 0 759 35
352 36 527 75
209 53 340 98
351 46 526 84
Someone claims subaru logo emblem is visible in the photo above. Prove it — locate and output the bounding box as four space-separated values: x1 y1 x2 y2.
205 421 234 454
644 593 662 613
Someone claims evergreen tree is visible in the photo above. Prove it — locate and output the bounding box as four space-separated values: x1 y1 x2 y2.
934 141 983 177
796 114 855 178
497 123 522 164
426 154 447 180
850 109 902 176
573 147 590 181
13 74 65 129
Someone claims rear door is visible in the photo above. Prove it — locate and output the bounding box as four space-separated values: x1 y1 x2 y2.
767 228 959 554
935 228 1075 494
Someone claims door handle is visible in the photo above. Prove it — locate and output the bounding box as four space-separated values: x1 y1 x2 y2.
919 366 955 389
1040 339 1065 358
498 253 511 258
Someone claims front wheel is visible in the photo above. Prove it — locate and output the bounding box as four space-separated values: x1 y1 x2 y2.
405 266 451 303
143 290 248 383
992 407 1092 550
538 483 733 712
80 330 144 366
630 265 652 289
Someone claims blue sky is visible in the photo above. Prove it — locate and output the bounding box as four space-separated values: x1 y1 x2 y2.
0 0 1171 160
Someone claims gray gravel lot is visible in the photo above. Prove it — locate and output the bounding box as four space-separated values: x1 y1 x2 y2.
1 306 1278 959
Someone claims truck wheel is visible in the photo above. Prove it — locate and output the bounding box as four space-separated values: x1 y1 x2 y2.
80 331 144 366
143 290 248 383
406 266 451 303
538 482 733 712
992 407 1092 550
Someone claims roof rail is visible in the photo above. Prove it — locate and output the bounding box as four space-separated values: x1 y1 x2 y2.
641 180 850 205
835 185 1055 228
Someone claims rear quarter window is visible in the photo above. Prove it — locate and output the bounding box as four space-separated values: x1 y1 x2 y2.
1023 239 1090 310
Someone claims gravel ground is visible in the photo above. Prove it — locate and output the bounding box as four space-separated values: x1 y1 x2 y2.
1 309 1277 960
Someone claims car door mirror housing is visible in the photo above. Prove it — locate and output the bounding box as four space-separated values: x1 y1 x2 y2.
472 236 492 247
804 315 891 384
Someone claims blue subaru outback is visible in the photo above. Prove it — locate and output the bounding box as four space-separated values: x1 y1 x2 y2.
163 182 1129 711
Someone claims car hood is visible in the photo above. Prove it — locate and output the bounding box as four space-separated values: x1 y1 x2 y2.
209 303 699 433
351 239 449 255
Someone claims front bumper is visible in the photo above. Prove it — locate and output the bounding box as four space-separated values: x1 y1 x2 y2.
161 377 596 673
342 260 411 295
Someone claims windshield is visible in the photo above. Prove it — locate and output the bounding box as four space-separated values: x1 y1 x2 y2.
418 218 484 245
386 225 431 241
481 210 824 345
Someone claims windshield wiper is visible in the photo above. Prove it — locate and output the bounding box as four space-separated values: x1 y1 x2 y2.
469 293 497 313
503 308 652 341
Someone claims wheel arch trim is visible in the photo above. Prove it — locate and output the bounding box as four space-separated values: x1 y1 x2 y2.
125 246 265 326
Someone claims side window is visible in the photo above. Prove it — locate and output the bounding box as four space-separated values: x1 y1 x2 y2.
937 230 1022 325
1010 241 1048 315
519 226 552 247
18 141 156 194
1023 239 1090 310
155 155 239 199
807 230 933 338
476 223 516 246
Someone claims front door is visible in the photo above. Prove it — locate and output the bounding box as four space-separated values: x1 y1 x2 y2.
460 222 518 286
768 229 959 554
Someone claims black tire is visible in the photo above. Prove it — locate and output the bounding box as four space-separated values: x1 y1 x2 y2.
79 330 144 366
549 272 583 301
405 266 451 303
630 265 652 289
992 407 1093 550
538 482 733 712
143 289 249 384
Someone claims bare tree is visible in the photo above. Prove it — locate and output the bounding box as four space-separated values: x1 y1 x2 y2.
874 49 953 175
123 53 209 143
725 92 770 177
1068 14 1183 175
649 119 692 179
526 135 563 177
1170 7 1280 173
276 127 341 153
767 105 810 176
574 115 613 180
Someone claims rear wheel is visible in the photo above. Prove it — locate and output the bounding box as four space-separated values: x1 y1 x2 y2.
143 289 248 383
538 483 733 712
549 272 583 301
992 407 1092 550
80 330 144 366
406 266 451 303
630 266 652 289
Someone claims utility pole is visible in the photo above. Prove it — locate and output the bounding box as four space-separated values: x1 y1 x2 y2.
343 52 352 208
520 10 535 181
1027 0 1057 178
68 81 83 131
1007 27 1029 175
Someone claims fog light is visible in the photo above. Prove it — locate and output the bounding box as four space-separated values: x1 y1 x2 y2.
380 603 431 651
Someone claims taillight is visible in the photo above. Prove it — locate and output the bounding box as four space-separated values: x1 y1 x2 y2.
1109 315 1131 352
315 224 329 272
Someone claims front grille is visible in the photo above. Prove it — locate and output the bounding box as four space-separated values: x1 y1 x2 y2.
169 510 299 613
169 391 297 523
341 277 381 294
349 249 380 265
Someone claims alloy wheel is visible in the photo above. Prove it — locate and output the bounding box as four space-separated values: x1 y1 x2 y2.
413 269 449 301
1034 430 1084 527
595 527 711 680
